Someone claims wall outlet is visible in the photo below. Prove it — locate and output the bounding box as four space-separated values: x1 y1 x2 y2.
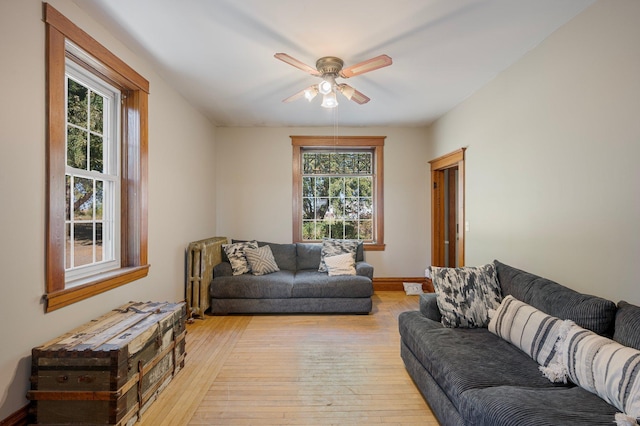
424 268 431 279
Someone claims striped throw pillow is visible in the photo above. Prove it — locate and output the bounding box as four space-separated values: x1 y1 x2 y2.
244 245 280 276
559 322 640 420
488 295 564 371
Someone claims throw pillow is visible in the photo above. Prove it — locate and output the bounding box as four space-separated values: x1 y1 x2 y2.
324 253 356 276
557 321 640 421
222 240 258 275
244 245 280 276
318 239 359 273
488 295 564 378
431 263 502 328
614 301 640 351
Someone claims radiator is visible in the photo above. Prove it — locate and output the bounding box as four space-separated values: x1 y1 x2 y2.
186 236 227 318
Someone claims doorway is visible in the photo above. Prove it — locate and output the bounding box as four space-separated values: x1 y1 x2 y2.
429 148 466 267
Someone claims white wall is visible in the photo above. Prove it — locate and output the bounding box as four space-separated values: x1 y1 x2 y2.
429 0 640 304
215 127 431 277
0 0 217 418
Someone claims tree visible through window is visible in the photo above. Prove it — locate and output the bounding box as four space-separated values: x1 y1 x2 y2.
45 4 150 312
302 150 373 240
65 64 120 282
292 136 385 250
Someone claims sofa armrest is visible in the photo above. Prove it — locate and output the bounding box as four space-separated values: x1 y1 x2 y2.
419 293 442 323
213 262 233 278
355 261 374 280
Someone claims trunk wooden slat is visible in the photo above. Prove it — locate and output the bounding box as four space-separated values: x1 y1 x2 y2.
28 301 186 425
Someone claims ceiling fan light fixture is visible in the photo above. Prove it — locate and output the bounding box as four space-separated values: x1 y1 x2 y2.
304 86 318 101
276 53 391 108
321 91 338 108
339 84 355 100
318 78 333 95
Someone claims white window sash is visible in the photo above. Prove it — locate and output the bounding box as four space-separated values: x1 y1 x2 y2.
64 59 121 285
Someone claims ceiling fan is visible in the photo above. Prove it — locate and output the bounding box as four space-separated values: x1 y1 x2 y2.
274 53 392 108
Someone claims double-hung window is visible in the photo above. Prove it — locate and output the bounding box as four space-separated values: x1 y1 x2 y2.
45 4 150 312
292 136 385 250
65 61 121 283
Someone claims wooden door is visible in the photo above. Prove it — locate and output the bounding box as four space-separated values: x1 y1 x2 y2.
429 148 466 267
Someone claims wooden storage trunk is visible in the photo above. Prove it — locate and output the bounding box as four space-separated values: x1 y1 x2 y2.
28 301 186 425
186 236 227 318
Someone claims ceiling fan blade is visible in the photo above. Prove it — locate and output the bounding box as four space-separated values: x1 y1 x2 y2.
274 53 320 76
282 89 306 103
338 84 370 104
339 54 392 78
282 85 318 103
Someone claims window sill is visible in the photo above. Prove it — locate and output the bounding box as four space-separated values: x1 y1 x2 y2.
364 243 386 251
45 265 150 312
294 240 386 251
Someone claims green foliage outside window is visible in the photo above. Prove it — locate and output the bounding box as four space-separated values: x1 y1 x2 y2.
302 151 374 241
65 77 107 269
67 79 104 172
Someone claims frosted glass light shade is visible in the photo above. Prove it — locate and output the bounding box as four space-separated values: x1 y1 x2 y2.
304 87 318 101
318 79 333 95
321 92 338 108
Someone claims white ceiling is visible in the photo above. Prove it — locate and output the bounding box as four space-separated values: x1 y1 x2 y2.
73 0 594 127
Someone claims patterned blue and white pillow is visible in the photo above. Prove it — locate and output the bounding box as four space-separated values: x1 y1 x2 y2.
222 240 258 275
318 239 359 273
244 245 280 276
431 263 502 328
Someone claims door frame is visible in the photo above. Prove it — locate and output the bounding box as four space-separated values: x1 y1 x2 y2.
429 148 466 267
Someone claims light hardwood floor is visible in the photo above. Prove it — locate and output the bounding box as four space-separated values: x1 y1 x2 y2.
139 292 439 425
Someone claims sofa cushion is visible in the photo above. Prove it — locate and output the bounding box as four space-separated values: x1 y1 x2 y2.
431 263 502 328
318 239 359 272
419 293 442 322
488 295 564 370
296 243 322 270
291 270 373 298
354 241 364 263
260 242 296 271
244 245 280 276
210 270 294 299
213 261 233 278
233 240 297 271
222 240 258 275
614 301 640 350
495 260 617 336
458 385 618 426
398 311 562 412
557 321 640 419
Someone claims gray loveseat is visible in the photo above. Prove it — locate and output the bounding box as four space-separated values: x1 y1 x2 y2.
210 240 374 314
399 260 640 426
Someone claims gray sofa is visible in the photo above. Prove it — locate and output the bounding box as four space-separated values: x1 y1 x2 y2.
210 241 374 314
399 260 640 426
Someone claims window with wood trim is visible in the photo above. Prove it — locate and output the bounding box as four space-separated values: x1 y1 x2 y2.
44 4 150 312
292 136 385 250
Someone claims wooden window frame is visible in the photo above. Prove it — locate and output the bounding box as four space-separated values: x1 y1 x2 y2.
44 3 150 312
292 135 385 251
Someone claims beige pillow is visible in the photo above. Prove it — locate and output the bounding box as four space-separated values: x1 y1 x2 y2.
324 253 356 276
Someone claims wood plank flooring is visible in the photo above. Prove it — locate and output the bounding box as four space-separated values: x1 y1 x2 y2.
139 292 438 425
